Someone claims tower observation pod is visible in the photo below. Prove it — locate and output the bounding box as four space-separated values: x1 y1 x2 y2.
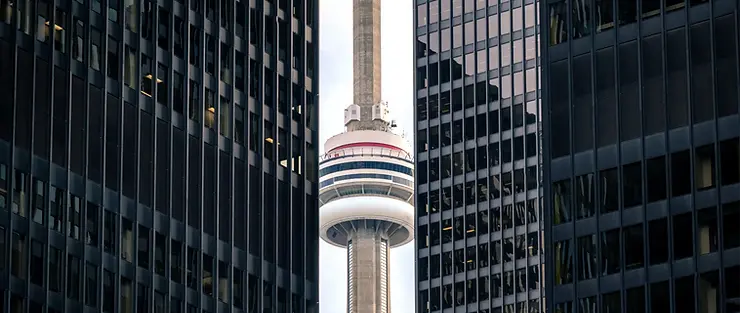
318 0 413 312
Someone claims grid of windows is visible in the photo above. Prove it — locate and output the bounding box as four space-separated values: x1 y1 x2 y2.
414 0 543 312
0 0 320 312
542 0 740 312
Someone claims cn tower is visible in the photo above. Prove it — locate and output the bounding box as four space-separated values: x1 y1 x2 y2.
318 0 414 312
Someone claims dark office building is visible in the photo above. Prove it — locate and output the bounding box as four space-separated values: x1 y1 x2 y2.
540 0 740 312
414 0 543 312
0 0 320 312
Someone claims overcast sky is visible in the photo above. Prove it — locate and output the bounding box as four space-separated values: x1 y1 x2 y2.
318 0 415 312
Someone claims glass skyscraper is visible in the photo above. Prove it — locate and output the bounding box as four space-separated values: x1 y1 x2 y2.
413 0 543 312
0 0 319 312
541 0 740 312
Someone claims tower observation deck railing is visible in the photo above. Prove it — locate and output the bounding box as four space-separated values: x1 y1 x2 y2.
319 147 414 164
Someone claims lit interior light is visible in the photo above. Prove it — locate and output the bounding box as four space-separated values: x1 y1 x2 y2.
442 226 452 231
265 137 274 143
45 21 64 31
144 74 164 83
466 260 473 263
140 90 153 98
207 107 216 113
466 228 475 233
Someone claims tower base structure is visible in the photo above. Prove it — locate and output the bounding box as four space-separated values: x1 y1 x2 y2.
347 228 391 313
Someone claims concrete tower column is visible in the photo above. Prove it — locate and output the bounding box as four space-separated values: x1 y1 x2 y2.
347 228 391 313
349 0 383 131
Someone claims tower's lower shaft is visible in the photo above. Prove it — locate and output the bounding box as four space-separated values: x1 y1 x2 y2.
347 228 391 313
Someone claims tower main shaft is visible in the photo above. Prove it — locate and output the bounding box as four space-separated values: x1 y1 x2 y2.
349 0 383 131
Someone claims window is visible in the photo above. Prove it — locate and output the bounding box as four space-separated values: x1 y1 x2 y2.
154 292 166 313
218 261 229 303
67 254 81 300
236 1 246 38
720 138 740 185
173 71 184 113
52 8 67 52
646 156 667 202
0 0 12 24
186 246 198 289
190 25 200 67
642 34 665 135
697 206 719 255
172 16 184 58
141 55 154 97
601 229 620 275
121 278 133 313
189 80 200 122
216 38 232 79
141 1 153 40
671 150 691 196
86 202 99 247
121 218 134 262
49 247 62 291
30 179 45 224
90 27 102 71
124 45 137 87
30 240 44 286
220 0 235 31
103 211 116 254
577 235 597 280
107 37 119 79
235 106 245 144
67 195 82 240
695 144 715 190
37 0 51 42
600 168 618 213
124 0 137 32
108 0 119 22
553 179 572 224
623 224 644 269
265 122 275 161
622 162 642 208
103 270 115 313
206 35 216 75
554 239 573 284
648 218 669 265
48 186 64 232
204 88 216 128
235 52 245 91
85 262 98 306
550 60 570 157
206 0 215 20
218 97 231 137
171 239 183 283
157 63 168 105
549 1 567 45
667 28 689 129
619 41 640 141
155 232 166 276
138 225 150 268
673 213 694 260
158 8 169 50
715 15 739 117
137 284 149 313
10 231 25 280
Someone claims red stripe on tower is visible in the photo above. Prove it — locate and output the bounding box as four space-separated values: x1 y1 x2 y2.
327 142 402 153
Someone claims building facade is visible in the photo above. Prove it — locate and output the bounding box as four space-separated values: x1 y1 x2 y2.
413 0 543 312
540 0 740 312
0 0 320 312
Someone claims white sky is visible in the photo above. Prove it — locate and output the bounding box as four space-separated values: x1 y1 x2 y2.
318 0 415 312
